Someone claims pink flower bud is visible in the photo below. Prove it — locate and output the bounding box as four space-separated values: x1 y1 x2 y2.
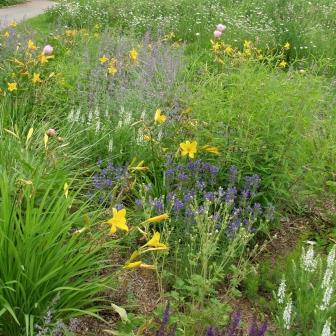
47 128 56 137
216 24 226 32
43 45 53 56
213 30 222 38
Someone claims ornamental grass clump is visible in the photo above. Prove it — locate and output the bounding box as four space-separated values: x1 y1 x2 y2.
0 172 116 335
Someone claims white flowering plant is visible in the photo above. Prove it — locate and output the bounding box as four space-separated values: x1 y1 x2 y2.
274 244 336 335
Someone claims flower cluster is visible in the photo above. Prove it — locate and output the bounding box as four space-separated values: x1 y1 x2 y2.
136 156 271 235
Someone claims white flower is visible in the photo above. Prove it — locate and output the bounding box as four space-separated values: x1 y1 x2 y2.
327 246 336 269
322 267 333 289
301 245 317 272
283 299 293 330
95 119 101 133
320 285 333 311
67 109 75 122
108 139 113 152
321 319 331 336
277 277 286 304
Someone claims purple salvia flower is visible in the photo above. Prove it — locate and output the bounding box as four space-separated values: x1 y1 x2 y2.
206 326 215 336
226 311 241 336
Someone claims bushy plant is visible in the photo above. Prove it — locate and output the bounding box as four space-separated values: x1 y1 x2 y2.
274 244 336 335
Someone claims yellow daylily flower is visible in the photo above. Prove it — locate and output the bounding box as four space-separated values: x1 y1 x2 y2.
279 60 288 68
154 109 167 124
27 40 37 51
39 53 54 64
202 145 219 155
7 82 17 92
180 140 197 159
9 20 17 28
142 232 167 249
244 40 252 49
105 208 129 234
3 31 10 38
144 134 152 141
283 42 290 50
32 73 41 84
129 48 138 61
224 46 234 56
145 213 169 223
108 65 117 76
99 55 109 64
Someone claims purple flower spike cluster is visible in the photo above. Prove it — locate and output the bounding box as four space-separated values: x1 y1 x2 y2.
90 160 131 206
141 156 273 235
156 302 177 336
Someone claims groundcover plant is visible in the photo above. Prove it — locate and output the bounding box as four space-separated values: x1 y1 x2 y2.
0 0 335 335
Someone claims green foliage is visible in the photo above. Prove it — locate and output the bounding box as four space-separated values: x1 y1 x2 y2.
192 60 336 210
273 244 336 335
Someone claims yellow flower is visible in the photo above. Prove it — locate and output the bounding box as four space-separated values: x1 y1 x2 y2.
9 20 17 28
244 40 252 49
180 140 197 159
139 263 155 270
105 208 129 234
64 182 69 199
154 108 167 124
145 213 169 223
211 41 221 52
224 46 234 56
108 65 117 76
142 232 168 249
202 145 219 155
129 48 138 61
279 60 288 68
3 31 10 38
99 55 109 64
32 73 41 84
27 40 37 51
144 134 152 141
39 53 54 64
65 30 77 38
7 82 17 92
283 42 290 50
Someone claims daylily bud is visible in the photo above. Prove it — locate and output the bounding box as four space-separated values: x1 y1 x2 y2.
46 128 56 137
43 45 53 56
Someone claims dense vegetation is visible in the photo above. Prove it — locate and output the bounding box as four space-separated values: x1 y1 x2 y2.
0 0 335 335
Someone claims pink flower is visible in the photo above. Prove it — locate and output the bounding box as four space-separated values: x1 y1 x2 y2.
213 30 222 38
47 128 57 137
216 24 226 32
43 45 53 56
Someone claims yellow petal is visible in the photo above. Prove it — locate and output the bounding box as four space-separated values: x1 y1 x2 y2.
64 182 69 199
44 133 49 150
145 213 169 223
123 261 142 269
26 128 34 144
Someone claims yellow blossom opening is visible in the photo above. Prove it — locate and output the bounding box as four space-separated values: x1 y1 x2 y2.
180 140 197 159
27 40 37 51
99 55 109 64
7 82 17 92
279 60 288 68
129 48 138 61
154 109 167 124
105 208 129 234
283 42 290 50
142 232 168 249
32 73 41 84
